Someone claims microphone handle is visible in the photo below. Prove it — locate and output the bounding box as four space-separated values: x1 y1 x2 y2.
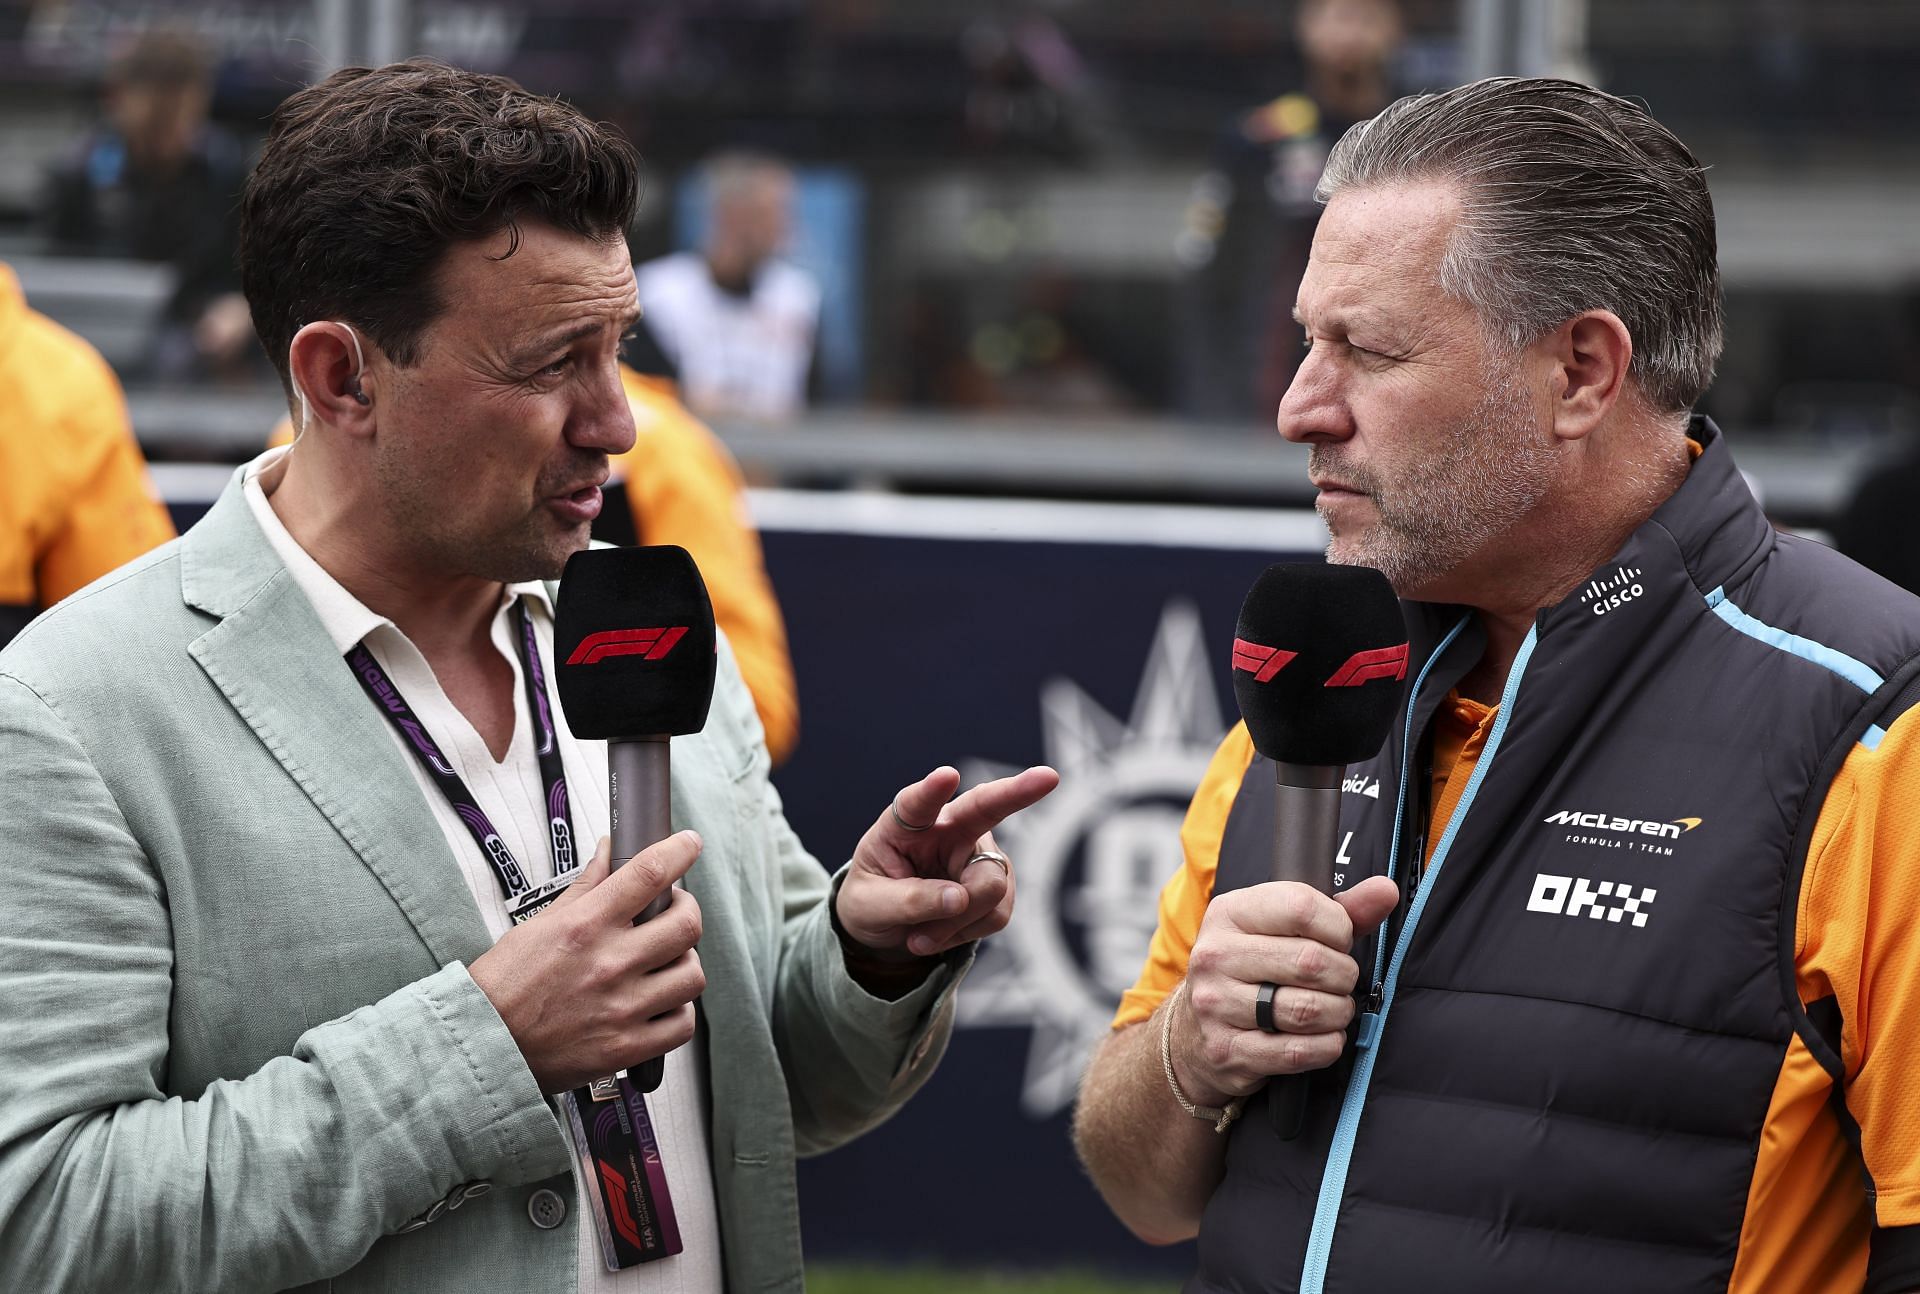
608 735 673 1092
1268 762 1343 1140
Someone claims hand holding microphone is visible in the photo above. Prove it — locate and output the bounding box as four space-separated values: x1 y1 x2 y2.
470 831 707 1094
552 545 718 1092
1168 865 1398 1108
1169 563 1408 1136
470 545 719 1097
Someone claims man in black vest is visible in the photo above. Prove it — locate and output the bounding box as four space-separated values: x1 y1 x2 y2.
1075 77 1920 1294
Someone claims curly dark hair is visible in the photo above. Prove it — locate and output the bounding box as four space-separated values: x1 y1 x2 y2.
238 59 641 399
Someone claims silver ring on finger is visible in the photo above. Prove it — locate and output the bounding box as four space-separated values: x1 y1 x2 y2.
1255 981 1281 1034
965 848 1011 876
890 799 936 832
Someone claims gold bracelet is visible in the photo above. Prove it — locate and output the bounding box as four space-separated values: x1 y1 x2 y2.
1159 981 1245 1134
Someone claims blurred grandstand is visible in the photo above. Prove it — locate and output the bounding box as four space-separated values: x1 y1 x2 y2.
0 0 1915 527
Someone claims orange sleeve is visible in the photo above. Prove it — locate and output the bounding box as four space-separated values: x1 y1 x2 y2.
1798 705 1920 1227
34 326 174 603
616 371 800 764
1112 722 1257 1028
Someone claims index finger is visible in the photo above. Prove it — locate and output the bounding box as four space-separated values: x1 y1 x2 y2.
935 766 1060 840
1222 880 1357 952
590 829 703 924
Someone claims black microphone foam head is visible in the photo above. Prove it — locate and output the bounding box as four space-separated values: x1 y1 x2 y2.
554 546 717 740
1232 562 1408 766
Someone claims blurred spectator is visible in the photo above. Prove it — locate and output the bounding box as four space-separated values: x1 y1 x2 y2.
1834 449 1920 595
1173 0 1403 420
610 359 801 762
635 151 820 423
0 262 176 649
263 332 802 763
40 29 255 384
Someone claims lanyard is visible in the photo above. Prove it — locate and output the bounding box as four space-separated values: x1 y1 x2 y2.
346 601 577 900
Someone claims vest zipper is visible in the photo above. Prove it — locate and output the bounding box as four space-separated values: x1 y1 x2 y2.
1357 616 1467 1054
1300 621 1538 1294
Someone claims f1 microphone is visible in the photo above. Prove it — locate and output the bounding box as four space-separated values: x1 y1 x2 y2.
555 544 717 1091
1231 561 1407 1138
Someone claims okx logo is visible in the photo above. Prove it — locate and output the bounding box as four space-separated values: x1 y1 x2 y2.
1527 873 1657 928
566 626 688 666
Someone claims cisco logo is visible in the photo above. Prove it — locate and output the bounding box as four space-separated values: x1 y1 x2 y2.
1580 566 1644 617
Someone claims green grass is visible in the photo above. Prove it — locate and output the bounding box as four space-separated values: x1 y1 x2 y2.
808 1265 1176 1294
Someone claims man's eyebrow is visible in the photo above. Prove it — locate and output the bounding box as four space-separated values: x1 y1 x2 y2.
1292 306 1390 335
511 309 642 364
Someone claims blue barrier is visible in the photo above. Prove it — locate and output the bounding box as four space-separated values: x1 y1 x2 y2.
750 492 1322 1273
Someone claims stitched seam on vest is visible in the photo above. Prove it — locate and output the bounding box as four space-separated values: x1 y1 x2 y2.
1374 614 1472 992
1650 500 1773 611
1387 982 1791 1048
1346 1194 1726 1258
1366 1086 1765 1147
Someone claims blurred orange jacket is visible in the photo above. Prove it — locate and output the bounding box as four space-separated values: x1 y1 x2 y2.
267 364 799 763
0 263 176 647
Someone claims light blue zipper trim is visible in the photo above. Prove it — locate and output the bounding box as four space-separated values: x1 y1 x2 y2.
1370 615 1472 997
1299 623 1540 1294
1705 585 1886 747
1705 586 1883 695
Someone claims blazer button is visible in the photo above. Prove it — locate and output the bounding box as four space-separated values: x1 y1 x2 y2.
527 1188 567 1230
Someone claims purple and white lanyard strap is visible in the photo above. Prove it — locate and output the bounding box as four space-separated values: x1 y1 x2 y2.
344 601 683 1267
346 601 576 903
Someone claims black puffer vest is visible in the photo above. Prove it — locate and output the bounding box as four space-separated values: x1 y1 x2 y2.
1191 420 1920 1293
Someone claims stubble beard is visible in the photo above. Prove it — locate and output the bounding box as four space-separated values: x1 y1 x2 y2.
374 448 590 587
1312 363 1558 595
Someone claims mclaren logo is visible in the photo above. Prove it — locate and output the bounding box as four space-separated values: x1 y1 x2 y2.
1542 809 1702 841
1545 806 1702 858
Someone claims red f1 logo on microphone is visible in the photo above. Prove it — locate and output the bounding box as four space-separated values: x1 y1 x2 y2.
1231 638 1297 683
566 627 689 666
1324 643 1410 687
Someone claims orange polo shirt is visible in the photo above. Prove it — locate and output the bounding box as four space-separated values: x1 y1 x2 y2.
0 263 175 629
1116 698 1920 1291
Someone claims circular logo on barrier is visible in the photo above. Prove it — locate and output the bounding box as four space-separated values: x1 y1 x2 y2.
959 602 1228 1118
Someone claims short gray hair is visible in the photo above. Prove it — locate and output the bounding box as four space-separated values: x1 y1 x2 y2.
1317 76 1723 413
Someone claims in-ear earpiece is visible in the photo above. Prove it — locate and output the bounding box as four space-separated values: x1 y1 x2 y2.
350 385 370 406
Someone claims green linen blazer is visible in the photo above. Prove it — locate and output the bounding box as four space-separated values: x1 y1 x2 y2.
0 472 965 1293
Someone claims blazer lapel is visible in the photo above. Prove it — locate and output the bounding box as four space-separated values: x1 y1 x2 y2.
180 474 494 968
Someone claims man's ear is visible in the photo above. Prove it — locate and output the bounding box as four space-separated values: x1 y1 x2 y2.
1543 309 1633 443
287 322 377 438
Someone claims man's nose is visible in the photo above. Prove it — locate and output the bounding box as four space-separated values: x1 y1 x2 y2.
1276 347 1355 446
569 361 638 457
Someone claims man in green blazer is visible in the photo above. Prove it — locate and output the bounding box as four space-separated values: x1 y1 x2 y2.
0 61 1056 1293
